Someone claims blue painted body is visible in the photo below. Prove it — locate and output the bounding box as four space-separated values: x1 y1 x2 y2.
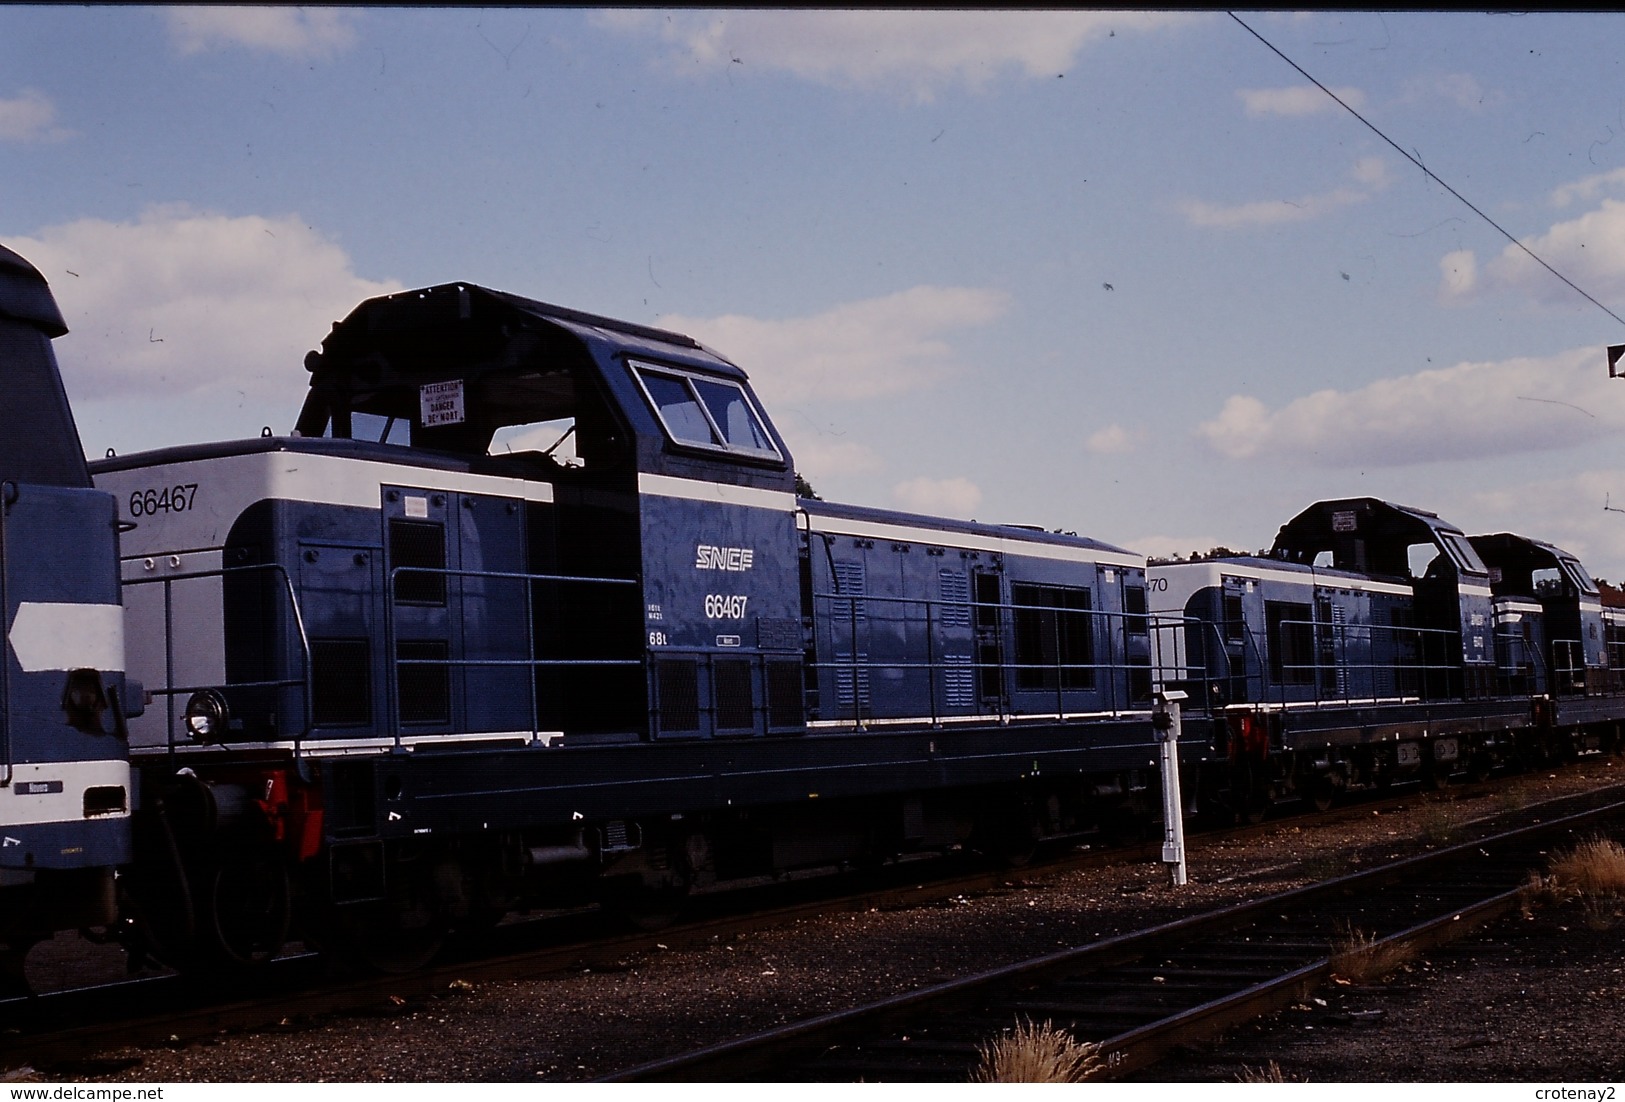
1 245 131 949
91 281 1196 865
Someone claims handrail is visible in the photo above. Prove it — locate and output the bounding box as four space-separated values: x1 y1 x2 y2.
810 588 1211 723
384 563 641 746
122 561 312 753
1267 615 1464 706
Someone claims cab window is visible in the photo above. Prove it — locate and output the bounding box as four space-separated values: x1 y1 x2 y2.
632 361 781 460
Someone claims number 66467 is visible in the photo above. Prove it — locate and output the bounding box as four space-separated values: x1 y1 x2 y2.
128 483 198 517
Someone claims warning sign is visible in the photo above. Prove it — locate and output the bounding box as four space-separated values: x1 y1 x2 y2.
420 380 465 427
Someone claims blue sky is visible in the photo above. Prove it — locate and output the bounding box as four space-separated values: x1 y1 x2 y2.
9 9 1625 577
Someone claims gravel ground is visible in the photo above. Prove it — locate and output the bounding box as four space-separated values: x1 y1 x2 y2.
1132 900 1625 1083
11 756 1623 1084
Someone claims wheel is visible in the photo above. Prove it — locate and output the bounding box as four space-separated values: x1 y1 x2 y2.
1306 777 1336 814
320 903 448 974
202 847 291 969
600 878 692 932
0 942 36 998
975 799 1042 866
1231 761 1269 825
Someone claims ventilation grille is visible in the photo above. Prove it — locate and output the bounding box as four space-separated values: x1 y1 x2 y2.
765 660 805 729
313 638 371 726
834 651 871 709
714 659 754 731
397 640 450 724
656 659 700 732
390 519 446 605
938 570 971 628
943 653 975 710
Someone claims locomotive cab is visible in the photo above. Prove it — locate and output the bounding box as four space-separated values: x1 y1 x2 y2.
1470 533 1606 695
298 283 801 743
1270 498 1495 699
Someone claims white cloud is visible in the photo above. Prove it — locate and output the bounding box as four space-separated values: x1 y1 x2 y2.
1462 468 1625 581
9 205 400 400
779 434 883 484
658 285 1011 407
1179 189 1367 229
1178 157 1390 229
1237 85 1364 118
1197 346 1619 467
0 89 73 142
892 476 983 519
1550 168 1625 210
166 7 359 59
1400 72 1499 112
596 10 1189 99
1084 423 1144 455
1451 198 1625 308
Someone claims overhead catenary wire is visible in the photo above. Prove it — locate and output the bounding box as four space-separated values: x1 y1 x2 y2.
1229 11 1625 331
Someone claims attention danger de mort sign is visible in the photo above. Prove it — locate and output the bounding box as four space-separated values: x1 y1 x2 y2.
420 380 465 427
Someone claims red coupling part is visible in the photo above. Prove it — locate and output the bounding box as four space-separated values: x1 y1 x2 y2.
254 769 326 863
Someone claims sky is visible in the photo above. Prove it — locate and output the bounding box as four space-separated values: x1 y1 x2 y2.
9 9 1625 577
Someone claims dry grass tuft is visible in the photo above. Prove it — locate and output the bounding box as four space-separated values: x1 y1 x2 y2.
1526 836 1625 926
972 1018 1107 1083
1548 836 1625 899
1328 924 1418 984
1236 1060 1291 1083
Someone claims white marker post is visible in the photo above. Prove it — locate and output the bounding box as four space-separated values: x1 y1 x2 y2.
1153 690 1188 886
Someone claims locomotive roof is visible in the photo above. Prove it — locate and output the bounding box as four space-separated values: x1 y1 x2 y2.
310 281 741 383
1152 553 1396 590
1271 496 1488 578
296 281 793 490
0 243 90 489
0 244 68 338
802 497 1141 563
1469 531 1598 597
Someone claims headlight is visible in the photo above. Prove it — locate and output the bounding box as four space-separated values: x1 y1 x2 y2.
183 689 230 742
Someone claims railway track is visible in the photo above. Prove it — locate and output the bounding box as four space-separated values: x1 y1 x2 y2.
5 770 1619 1075
605 795 1625 1082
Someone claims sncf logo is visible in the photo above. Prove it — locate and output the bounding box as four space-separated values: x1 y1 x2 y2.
695 545 755 571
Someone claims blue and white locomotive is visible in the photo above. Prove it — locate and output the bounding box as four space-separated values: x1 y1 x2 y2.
0 246 136 992
6 254 1624 984
91 281 1204 969
1149 497 1621 816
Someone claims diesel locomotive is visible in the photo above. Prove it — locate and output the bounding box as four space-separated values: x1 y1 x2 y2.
90 281 1206 971
1149 498 1623 818
0 246 138 992
7 247 1623 985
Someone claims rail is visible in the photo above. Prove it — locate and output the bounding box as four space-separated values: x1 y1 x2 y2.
606 795 1625 1082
